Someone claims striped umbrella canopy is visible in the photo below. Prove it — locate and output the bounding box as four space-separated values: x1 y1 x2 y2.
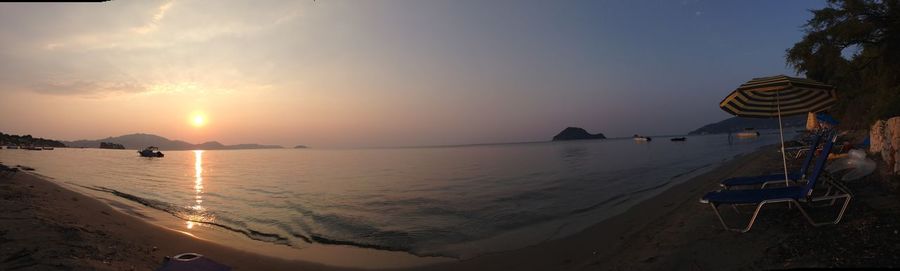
719 75 838 186
719 75 837 118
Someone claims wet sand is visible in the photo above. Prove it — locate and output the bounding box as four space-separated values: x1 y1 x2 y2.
3 145 895 270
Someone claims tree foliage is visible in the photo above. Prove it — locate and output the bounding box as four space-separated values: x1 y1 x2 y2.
787 0 900 127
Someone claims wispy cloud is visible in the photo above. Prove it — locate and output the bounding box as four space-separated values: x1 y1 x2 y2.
32 80 146 97
1 1 307 98
132 1 175 34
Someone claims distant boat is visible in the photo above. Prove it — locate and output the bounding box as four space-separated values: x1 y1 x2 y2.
41 147 54 150
633 134 652 142
670 137 687 142
23 146 42 151
138 146 165 158
735 128 760 138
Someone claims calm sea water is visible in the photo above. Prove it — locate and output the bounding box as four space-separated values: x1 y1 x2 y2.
0 133 789 258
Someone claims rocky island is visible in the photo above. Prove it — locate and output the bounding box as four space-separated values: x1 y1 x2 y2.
99 142 125 149
552 127 606 141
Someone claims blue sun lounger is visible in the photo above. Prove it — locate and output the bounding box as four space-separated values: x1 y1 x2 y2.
700 133 851 232
720 132 824 188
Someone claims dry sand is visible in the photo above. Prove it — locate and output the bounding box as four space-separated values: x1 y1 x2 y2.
2 146 898 270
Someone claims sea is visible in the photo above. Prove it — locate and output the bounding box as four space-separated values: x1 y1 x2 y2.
0 132 791 260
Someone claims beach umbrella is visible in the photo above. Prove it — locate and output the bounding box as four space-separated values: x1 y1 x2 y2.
719 75 837 184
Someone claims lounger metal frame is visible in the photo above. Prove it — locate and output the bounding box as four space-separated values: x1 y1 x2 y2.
703 184 851 233
702 132 851 232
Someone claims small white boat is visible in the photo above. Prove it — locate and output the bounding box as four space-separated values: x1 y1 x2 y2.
735 128 760 138
633 134 652 142
138 146 165 157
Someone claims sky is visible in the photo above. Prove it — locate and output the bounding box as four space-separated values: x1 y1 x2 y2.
0 0 826 148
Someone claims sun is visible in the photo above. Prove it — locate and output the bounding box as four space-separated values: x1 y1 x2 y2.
190 113 206 127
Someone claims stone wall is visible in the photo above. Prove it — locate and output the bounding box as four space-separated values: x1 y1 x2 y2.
870 117 900 174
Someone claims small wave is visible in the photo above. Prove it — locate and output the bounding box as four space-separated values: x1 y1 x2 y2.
567 193 627 215
75 184 299 246
669 163 712 179
77 185 454 257
627 179 673 196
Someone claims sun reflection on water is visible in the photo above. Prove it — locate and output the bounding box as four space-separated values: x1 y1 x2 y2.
186 150 211 229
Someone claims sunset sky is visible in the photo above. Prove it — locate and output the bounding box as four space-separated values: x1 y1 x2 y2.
0 0 824 148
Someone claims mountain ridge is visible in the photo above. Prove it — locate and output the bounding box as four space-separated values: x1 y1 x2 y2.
688 116 806 135
64 133 284 150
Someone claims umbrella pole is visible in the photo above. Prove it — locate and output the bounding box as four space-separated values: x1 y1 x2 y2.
776 92 789 186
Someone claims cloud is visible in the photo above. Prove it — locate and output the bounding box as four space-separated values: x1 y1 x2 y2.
0 1 307 97
31 81 146 97
132 1 175 34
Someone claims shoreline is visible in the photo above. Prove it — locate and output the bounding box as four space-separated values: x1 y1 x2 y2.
407 146 779 270
1 145 781 270
63 180 456 266
0 167 449 270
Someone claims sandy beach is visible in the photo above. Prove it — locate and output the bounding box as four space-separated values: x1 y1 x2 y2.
2 145 897 270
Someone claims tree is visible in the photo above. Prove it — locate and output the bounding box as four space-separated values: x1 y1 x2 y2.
786 0 900 127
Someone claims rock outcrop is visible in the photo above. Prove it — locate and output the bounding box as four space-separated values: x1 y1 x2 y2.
869 117 900 174
552 127 606 141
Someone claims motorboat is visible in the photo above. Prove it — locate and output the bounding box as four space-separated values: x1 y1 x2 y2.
735 128 760 138
633 134 652 142
138 146 165 157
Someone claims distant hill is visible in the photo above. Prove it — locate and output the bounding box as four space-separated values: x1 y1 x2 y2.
552 127 606 141
688 116 806 135
64 133 283 150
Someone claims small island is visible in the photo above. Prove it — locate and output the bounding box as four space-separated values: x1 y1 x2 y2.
552 127 606 141
99 142 125 149
294 145 308 149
